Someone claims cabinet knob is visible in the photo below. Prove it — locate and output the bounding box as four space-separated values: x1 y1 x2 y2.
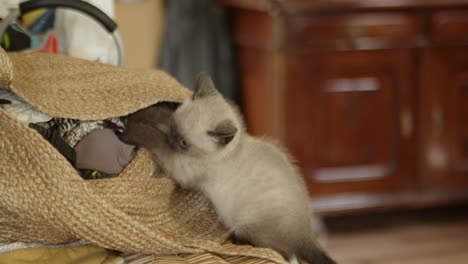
261 0 282 16
400 108 413 139
346 25 367 38
432 107 444 134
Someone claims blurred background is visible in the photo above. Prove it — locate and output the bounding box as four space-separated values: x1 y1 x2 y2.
2 0 468 263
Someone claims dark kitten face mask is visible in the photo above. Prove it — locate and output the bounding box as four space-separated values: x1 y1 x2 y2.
167 72 239 155
167 119 190 152
167 118 237 153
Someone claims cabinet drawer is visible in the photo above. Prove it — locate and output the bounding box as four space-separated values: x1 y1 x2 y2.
431 10 468 42
288 13 421 48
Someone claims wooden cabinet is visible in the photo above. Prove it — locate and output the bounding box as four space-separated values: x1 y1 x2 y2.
224 0 468 215
287 12 422 49
421 47 468 191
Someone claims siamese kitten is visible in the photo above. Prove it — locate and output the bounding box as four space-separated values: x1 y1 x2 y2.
124 74 336 264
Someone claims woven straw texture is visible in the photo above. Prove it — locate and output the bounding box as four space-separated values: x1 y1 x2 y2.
121 244 290 264
0 47 12 89
5 51 192 120
0 49 286 264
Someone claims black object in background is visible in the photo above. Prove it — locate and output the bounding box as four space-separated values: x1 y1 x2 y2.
1 25 31 51
158 0 238 102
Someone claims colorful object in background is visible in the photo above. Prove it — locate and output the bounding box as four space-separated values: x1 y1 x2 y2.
23 8 57 51
0 7 55 52
54 0 118 65
0 24 31 51
35 33 59 53
21 8 47 29
1 33 9 49
23 8 55 34
0 1 122 65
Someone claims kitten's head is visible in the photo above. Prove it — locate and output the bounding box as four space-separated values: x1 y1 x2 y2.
167 73 242 158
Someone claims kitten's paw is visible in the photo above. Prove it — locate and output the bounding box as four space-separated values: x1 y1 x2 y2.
289 255 300 264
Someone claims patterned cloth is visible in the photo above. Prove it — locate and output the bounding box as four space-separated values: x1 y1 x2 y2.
0 89 52 124
30 117 132 179
54 117 125 147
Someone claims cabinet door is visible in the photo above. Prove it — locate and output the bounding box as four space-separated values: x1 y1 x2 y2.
420 47 468 191
286 49 417 197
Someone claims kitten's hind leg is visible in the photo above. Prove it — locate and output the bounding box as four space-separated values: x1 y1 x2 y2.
230 234 252 246
288 255 300 264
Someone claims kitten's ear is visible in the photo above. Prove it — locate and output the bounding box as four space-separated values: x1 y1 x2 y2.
208 119 238 145
192 72 218 100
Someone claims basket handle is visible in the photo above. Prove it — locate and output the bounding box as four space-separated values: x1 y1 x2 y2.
19 0 117 33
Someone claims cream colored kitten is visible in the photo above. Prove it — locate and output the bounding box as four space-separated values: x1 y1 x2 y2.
125 73 336 264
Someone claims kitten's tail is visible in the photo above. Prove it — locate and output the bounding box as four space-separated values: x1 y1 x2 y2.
298 239 337 264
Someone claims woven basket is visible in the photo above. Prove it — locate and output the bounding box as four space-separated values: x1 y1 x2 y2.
0 49 286 264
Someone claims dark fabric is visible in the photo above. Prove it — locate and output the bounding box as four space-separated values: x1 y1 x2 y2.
74 128 136 174
158 0 238 102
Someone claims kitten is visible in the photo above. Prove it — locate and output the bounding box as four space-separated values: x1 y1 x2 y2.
124 73 336 264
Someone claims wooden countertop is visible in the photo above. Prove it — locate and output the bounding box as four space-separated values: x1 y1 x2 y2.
223 0 468 13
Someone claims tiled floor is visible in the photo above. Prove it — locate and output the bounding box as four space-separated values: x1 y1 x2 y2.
324 206 468 264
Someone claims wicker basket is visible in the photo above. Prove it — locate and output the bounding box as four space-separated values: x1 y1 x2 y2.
0 49 286 264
